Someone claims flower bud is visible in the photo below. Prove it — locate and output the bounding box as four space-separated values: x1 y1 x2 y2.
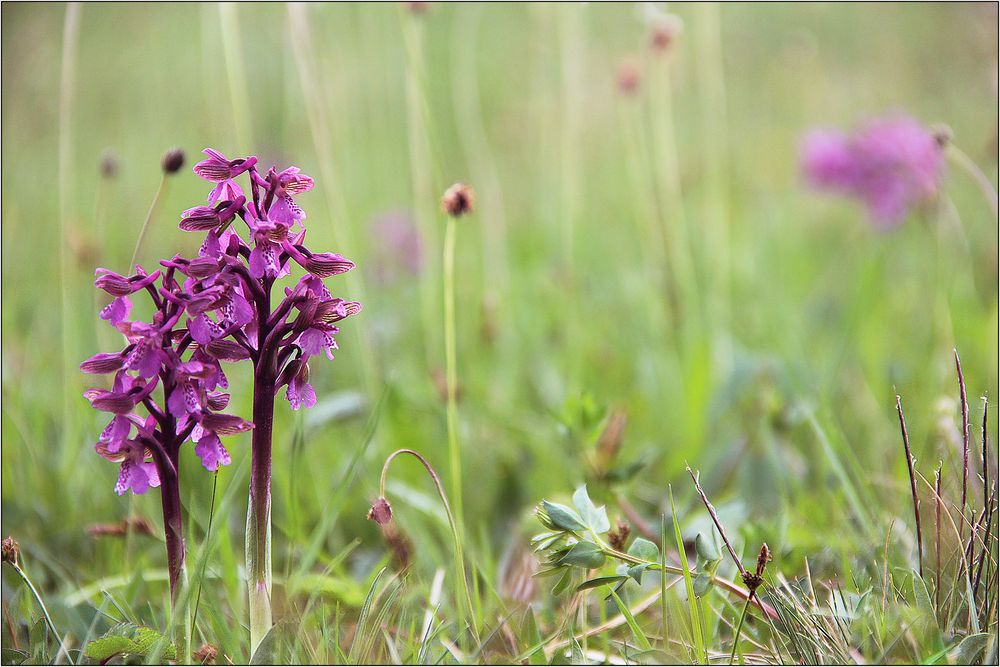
367 497 393 526
441 183 475 218
1 536 19 567
162 148 186 174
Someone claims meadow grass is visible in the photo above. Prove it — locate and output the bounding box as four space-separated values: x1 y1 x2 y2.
1 3 998 664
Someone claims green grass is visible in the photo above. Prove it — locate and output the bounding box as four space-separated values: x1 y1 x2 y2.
1 3 998 664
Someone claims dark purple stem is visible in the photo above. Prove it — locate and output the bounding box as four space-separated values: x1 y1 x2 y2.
249 278 275 590
154 443 185 602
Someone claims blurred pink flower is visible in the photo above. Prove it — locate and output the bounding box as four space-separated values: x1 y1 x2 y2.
801 115 944 229
369 211 423 284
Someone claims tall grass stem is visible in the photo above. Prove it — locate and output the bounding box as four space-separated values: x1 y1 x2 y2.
442 216 463 533
129 175 167 270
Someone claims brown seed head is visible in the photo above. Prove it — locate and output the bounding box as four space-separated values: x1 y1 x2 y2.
649 15 682 55
162 147 186 175
441 183 475 218
1 536 19 567
193 643 219 665
368 497 393 526
616 59 642 96
405 1 431 13
755 542 772 577
100 150 120 179
931 123 953 148
608 519 631 552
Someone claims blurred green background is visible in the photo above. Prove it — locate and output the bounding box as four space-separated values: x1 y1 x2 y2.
1 2 997 660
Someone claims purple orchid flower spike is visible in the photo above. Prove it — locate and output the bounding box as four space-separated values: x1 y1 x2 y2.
83 146 360 645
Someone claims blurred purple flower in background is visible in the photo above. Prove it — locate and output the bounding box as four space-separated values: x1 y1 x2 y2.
800 115 945 229
369 211 423 284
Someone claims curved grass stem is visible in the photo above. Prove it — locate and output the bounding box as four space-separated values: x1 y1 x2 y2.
378 448 479 643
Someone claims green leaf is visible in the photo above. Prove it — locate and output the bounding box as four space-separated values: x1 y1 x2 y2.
84 623 176 662
552 569 574 596
576 575 627 591
558 541 606 569
542 501 587 532
29 619 48 665
627 563 651 585
695 533 721 564
572 485 610 534
627 537 659 562
911 569 933 617
693 570 714 598
609 588 653 652
0 649 27 666
952 633 995 665
250 622 288 665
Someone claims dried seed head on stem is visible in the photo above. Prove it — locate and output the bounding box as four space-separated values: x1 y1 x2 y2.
686 466 747 578
955 350 970 525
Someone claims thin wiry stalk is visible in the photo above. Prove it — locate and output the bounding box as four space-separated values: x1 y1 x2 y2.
896 395 923 577
973 483 996 600
5 560 64 655
729 597 753 665
946 143 999 219
686 465 748 577
955 349 970 537
58 2 81 463
982 396 990 510
935 463 943 619
377 449 478 643
129 174 168 269
442 215 464 534
190 470 220 636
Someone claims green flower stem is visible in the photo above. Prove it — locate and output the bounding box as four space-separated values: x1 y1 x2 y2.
442 215 463 532
7 562 64 653
947 144 999 220
379 448 478 643
129 174 168 270
728 596 753 665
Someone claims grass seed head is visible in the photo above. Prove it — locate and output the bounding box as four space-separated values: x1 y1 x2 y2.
442 182 475 218
161 147 185 174
1 536 19 567
368 497 393 526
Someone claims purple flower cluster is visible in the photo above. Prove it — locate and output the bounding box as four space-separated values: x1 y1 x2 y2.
83 148 360 495
800 115 945 229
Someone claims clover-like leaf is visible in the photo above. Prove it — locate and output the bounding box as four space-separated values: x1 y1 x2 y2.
627 537 659 563
695 533 721 565
558 540 607 569
541 501 587 532
573 485 611 535
627 563 653 585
